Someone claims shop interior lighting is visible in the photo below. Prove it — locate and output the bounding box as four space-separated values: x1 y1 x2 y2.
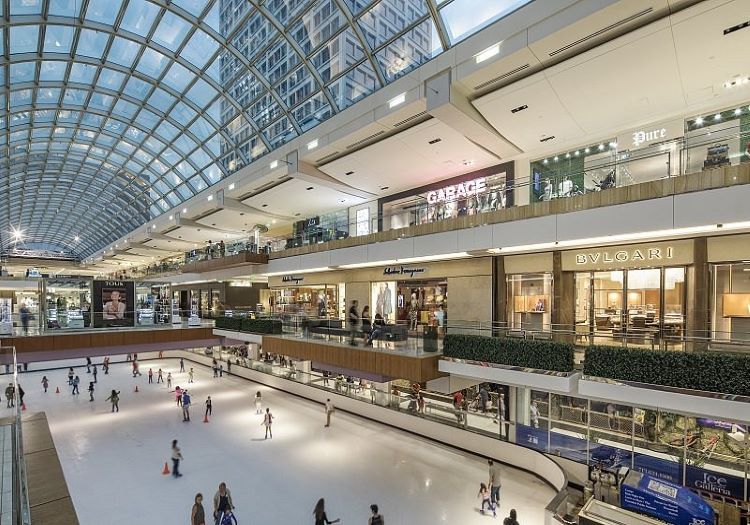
735 108 742 115
182 208 188 213
388 92 406 108
270 160 279 169
714 113 722 121
695 116 704 126
598 144 605 151
168 215 173 220
307 139 319 150
543 159 548 164
475 43 500 63
553 156 559 162
585 147 590 153
565 153 570 158
574 150 580 156
265 267 332 276
609 141 618 148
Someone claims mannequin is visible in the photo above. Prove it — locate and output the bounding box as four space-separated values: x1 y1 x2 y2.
408 293 419 331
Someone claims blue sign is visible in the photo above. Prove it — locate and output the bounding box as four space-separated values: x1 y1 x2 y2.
621 473 715 525
685 465 746 500
633 453 683 484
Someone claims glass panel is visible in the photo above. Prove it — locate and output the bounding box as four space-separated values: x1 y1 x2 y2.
10 26 40 54
39 61 67 82
375 18 441 81
291 92 332 131
162 62 193 92
592 271 623 345
440 0 531 43
136 48 170 77
358 0 429 49
181 30 219 69
10 62 35 83
147 88 177 114
96 69 126 91
75 29 110 59
663 268 685 348
44 25 75 54
69 63 98 84
107 37 141 68
10 0 42 15
120 0 160 37
49 0 81 16
152 11 191 51
311 28 364 82
85 0 122 25
186 79 218 107
328 61 378 110
277 66 317 109
123 77 153 99
290 0 345 55
507 273 553 332
172 0 209 14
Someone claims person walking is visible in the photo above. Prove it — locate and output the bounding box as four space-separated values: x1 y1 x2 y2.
212 360 218 378
171 439 183 478
212 482 234 525
88 382 95 402
182 390 192 422
148 368 153 384
92 364 98 383
17 385 24 407
503 509 519 525
324 399 334 428
41 376 48 393
219 364 223 378
180 358 185 373
313 498 340 525
205 396 212 418
67 367 74 385
72 375 80 395
167 372 172 388
227 360 232 374
5 383 14 408
348 299 359 346
262 407 274 439
254 391 262 414
175 386 183 406
488 459 502 510
368 504 384 525
188 368 194 383
157 368 164 383
106 389 120 412
191 493 206 525
86 356 91 373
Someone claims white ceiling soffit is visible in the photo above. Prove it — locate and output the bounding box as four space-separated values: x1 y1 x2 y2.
165 226 244 243
196 209 271 234
243 178 366 218
319 119 501 195
472 0 750 155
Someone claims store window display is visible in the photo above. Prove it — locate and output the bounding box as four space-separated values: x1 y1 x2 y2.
507 273 552 332
685 103 750 173
390 280 447 330
45 278 91 328
270 285 341 318
711 262 750 343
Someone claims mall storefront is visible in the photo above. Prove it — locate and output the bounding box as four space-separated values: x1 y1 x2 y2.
268 258 493 330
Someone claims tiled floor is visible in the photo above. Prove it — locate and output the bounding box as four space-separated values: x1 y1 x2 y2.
11 358 553 525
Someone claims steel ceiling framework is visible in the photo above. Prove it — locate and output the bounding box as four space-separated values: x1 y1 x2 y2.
0 0 526 258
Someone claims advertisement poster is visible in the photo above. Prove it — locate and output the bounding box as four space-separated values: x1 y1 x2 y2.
621 473 714 525
93 280 135 328
371 282 396 322
685 465 746 500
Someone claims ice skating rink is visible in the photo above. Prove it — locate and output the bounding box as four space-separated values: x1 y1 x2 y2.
12 358 554 524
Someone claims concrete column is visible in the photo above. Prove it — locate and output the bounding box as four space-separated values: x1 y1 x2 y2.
688 237 709 351
493 256 507 335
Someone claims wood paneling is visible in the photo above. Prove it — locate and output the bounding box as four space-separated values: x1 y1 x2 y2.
261 336 443 383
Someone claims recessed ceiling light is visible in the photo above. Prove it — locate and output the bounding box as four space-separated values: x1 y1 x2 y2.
307 139 318 150
270 160 279 169
294 213 301 217
598 144 605 151
272 219 277 224
388 92 406 108
735 108 742 115
713 113 722 121
151 224 156 229
207 195 213 201
585 147 590 153
475 43 500 63
553 156 559 162
695 116 703 125
228 183 235 190
543 159 548 164
428 138 441 145
565 153 570 158
306 186 314 190
574 150 580 156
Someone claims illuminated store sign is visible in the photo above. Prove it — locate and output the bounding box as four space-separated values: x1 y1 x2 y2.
632 128 667 147
426 178 487 204
575 247 674 265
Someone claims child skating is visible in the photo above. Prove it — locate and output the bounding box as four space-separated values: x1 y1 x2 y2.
188 368 194 383
205 396 212 418
88 382 95 402
41 376 48 393
167 372 172 388
106 390 120 412
157 369 163 383
254 391 262 414
175 386 183 406
262 407 274 439
478 482 496 517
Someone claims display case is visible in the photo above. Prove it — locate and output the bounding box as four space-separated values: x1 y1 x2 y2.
67 309 85 328
138 308 154 325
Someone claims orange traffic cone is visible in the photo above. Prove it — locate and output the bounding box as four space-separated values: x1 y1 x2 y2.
162 462 170 475
203 413 209 423
134 385 139 393
55 387 60 394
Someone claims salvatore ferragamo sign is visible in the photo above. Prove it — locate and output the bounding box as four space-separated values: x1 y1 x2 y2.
562 240 694 271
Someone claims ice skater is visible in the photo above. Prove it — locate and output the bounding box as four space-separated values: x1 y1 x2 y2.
106 389 120 412
167 372 172 388
212 359 218 378
41 376 48 393
188 368 194 383
132 360 141 377
254 391 262 414
324 398 334 428
148 368 153 384
67 367 74 385
205 396 212 418
157 369 164 383
171 439 183 477
191 493 206 525
478 482 495 517
488 459 502 509
180 358 185 372
72 376 80 395
88 382 95 402
182 390 191 422
213 482 234 525
86 356 91 373
92 364 98 383
262 407 274 439
219 364 223 377
313 498 340 525
17 385 24 408
175 386 183 406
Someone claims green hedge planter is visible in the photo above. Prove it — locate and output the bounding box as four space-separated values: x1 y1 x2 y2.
583 345 750 397
442 334 575 373
214 316 282 335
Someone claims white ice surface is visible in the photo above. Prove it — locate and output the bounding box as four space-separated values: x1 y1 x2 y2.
13 359 553 525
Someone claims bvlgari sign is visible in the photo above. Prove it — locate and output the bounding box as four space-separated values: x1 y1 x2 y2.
426 178 487 204
562 240 694 271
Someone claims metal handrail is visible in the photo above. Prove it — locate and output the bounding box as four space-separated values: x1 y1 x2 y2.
3 346 31 525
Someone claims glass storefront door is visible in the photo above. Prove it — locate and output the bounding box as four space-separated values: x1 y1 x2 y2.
576 267 686 349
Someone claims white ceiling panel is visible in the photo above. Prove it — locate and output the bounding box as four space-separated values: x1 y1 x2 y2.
166 226 244 243
243 179 364 218
319 119 500 195
196 209 273 233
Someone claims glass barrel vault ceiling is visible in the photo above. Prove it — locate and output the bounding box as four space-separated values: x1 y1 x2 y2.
0 0 531 258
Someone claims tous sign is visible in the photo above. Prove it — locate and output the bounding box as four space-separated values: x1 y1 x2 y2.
426 177 487 204
632 128 667 147
575 247 674 265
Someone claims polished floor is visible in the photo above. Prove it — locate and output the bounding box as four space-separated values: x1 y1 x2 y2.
9 359 553 524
